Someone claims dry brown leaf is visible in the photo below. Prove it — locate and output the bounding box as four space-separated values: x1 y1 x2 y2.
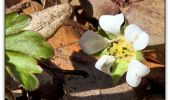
142 60 164 69
48 21 96 70
120 0 164 45
5 88 16 100
143 50 164 65
141 44 165 69
60 0 81 7
5 2 31 14
41 0 61 8
21 0 43 14
24 3 73 38
80 0 120 19
48 22 82 70
143 44 165 65
5 0 20 8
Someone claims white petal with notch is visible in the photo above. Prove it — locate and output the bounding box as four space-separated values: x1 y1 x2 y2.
126 71 141 87
129 59 150 76
133 31 149 51
124 24 142 43
79 31 110 54
95 55 115 76
126 59 150 87
99 13 124 34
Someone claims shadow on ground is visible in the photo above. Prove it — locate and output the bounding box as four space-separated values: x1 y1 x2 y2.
26 44 165 100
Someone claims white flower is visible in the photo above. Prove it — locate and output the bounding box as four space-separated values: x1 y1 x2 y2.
79 13 150 87
95 55 115 76
99 13 124 34
79 31 110 54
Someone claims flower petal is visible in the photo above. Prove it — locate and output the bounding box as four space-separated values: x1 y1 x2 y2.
124 24 142 42
79 31 110 54
128 59 150 76
133 31 149 51
99 13 124 34
126 71 141 87
95 55 115 75
126 59 150 87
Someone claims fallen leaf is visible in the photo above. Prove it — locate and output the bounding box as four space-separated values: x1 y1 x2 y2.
40 0 61 8
48 22 90 70
24 3 73 38
141 45 165 83
113 0 143 6
48 23 80 70
5 0 20 8
21 0 43 14
79 0 120 19
143 44 165 65
120 0 164 45
5 2 31 14
60 0 81 6
142 60 164 69
143 50 164 65
5 88 16 100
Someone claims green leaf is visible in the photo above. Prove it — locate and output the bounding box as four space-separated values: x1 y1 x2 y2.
6 51 42 74
9 67 39 91
6 12 31 35
6 30 46 42
18 72 39 90
120 19 129 35
111 61 129 83
6 63 40 90
6 30 54 59
5 65 12 78
98 27 116 40
136 51 145 61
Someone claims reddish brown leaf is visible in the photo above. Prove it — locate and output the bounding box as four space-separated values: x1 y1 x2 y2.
143 44 165 65
48 26 80 70
142 60 164 69
48 22 94 70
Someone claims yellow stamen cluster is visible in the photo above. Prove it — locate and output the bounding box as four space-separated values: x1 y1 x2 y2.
107 37 136 62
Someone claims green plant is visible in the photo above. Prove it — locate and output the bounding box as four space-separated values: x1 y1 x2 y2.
5 12 54 90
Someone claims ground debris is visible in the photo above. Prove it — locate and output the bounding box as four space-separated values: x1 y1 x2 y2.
120 0 164 45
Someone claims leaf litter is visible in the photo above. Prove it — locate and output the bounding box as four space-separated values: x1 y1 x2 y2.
5 0 165 100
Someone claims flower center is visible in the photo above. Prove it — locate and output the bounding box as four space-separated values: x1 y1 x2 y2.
107 37 136 62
